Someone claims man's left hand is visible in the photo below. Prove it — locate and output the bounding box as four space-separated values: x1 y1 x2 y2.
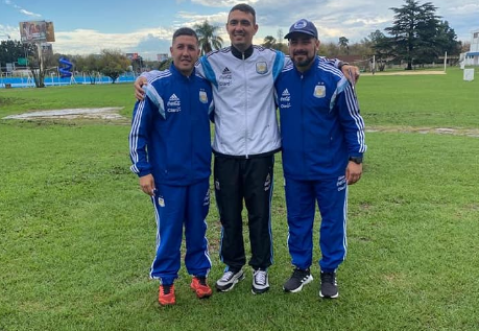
346 161 362 185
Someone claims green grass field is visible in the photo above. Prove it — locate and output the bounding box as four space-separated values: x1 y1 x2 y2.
1 68 479 331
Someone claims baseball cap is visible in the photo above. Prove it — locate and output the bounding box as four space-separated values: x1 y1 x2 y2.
284 19 318 39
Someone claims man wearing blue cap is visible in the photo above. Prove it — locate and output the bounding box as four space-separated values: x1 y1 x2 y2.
277 19 366 298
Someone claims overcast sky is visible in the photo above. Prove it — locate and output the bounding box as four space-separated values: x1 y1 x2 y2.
0 0 477 60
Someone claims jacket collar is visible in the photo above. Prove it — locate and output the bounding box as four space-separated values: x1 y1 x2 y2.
231 45 254 60
169 63 195 79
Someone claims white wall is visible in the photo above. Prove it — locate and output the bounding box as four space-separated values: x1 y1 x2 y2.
471 29 479 52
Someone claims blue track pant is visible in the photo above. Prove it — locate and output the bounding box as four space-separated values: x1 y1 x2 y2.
150 179 211 285
284 176 348 272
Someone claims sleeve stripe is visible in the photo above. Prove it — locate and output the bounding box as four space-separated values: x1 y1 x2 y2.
272 51 285 81
145 86 165 119
200 57 218 88
343 85 367 153
129 100 146 173
318 63 342 78
149 70 171 85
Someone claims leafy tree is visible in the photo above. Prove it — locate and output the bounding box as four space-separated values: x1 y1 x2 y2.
0 41 58 88
158 58 173 70
348 41 372 59
385 0 440 69
261 35 287 53
27 45 52 88
0 40 35 72
368 30 394 71
385 0 461 69
434 20 462 63
194 20 223 55
338 36 350 55
74 54 101 84
262 35 277 49
73 50 129 84
323 42 339 58
97 50 130 84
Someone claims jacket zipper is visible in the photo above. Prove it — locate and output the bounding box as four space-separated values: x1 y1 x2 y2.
301 73 306 178
242 52 250 158
188 75 193 182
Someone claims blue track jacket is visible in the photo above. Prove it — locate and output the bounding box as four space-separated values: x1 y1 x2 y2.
276 56 366 180
129 64 214 186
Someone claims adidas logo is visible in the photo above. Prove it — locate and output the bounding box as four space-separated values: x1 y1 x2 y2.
167 93 181 111
222 67 231 74
169 94 180 101
280 88 291 106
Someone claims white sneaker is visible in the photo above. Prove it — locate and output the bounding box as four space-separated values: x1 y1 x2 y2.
215 269 245 292
252 269 269 294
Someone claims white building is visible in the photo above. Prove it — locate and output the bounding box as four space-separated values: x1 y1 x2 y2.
462 29 479 66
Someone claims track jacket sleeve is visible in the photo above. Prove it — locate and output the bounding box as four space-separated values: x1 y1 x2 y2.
335 77 367 157
140 70 162 84
318 56 342 68
195 61 206 80
129 94 156 177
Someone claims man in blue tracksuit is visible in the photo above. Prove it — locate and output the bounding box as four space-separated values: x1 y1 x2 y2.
276 19 366 298
129 28 214 306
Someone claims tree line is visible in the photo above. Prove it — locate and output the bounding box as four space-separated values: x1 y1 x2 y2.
261 0 465 71
0 0 469 87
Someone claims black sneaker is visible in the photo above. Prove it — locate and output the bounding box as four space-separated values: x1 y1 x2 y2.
215 269 245 292
283 268 313 293
319 271 339 299
252 269 269 294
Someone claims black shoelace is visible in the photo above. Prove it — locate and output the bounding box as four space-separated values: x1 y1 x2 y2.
321 272 336 284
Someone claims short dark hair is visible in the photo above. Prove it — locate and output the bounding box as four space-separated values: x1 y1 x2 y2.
229 3 256 24
172 27 199 44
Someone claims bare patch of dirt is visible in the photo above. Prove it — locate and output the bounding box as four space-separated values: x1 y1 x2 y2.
362 70 446 76
2 107 125 121
367 126 479 138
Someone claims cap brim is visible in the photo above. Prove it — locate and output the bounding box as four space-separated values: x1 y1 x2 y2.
284 31 317 39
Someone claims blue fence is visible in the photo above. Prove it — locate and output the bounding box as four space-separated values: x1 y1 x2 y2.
0 74 137 88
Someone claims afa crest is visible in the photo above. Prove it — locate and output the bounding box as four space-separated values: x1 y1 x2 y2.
256 61 268 74
199 91 208 104
314 85 326 98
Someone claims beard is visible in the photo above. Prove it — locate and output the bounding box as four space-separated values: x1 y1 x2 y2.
292 53 315 68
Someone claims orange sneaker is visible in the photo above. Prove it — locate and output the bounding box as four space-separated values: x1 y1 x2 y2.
190 276 212 299
159 284 176 306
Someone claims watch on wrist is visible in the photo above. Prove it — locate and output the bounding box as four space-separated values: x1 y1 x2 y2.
349 156 363 164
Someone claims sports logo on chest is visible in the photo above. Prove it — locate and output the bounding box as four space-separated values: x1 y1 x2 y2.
219 67 232 87
199 90 208 104
313 83 326 98
280 88 291 109
167 94 181 112
256 57 268 74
